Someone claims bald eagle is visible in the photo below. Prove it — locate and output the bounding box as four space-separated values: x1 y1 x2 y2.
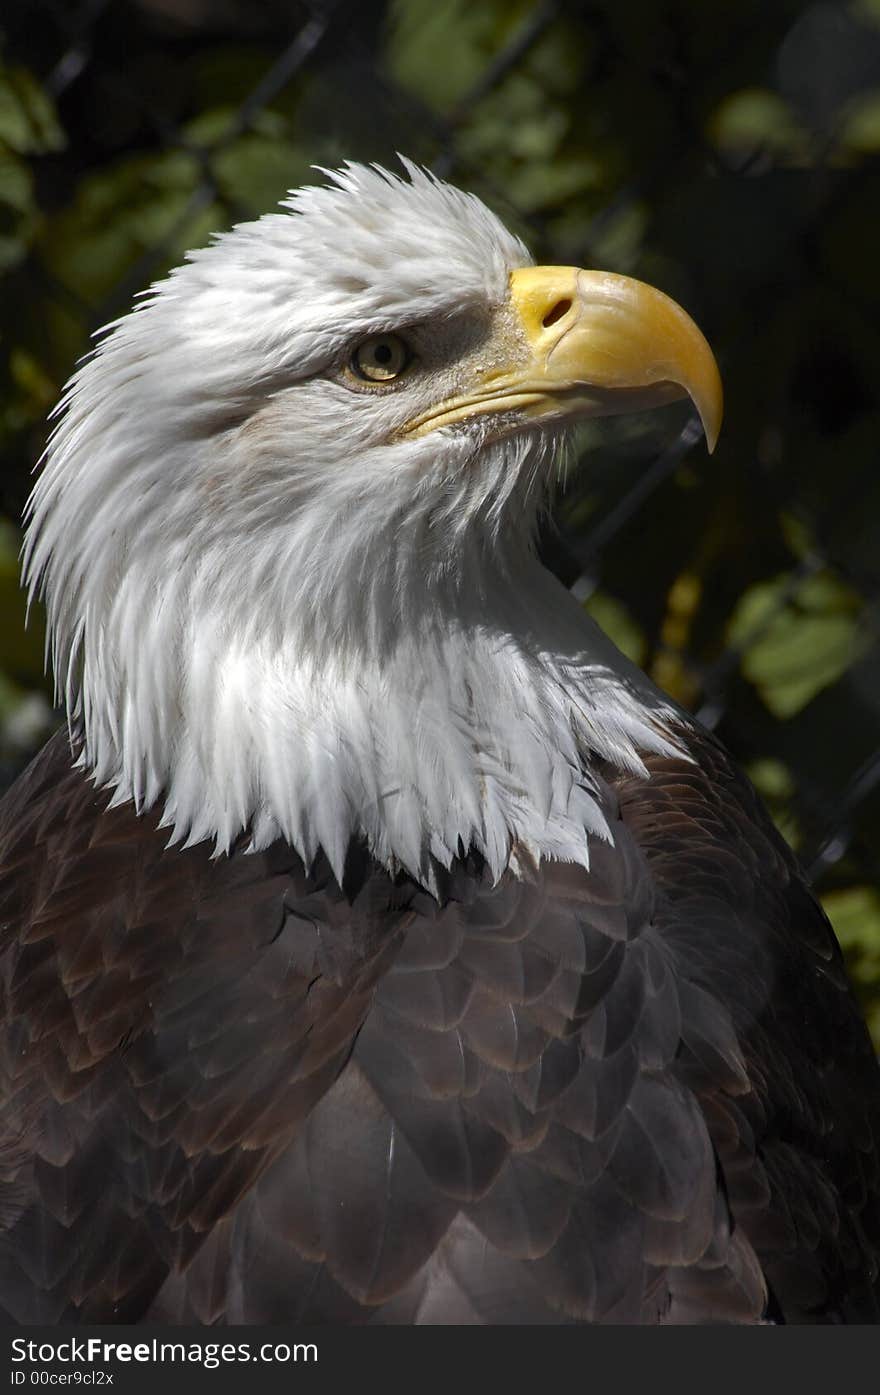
1 163 878 1326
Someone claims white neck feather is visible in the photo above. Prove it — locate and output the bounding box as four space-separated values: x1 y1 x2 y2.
40 500 681 889
166 576 680 887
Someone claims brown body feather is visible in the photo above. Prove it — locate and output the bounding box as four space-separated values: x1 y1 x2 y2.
0 727 878 1324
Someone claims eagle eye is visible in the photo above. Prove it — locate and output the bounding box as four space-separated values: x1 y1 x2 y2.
350 334 411 383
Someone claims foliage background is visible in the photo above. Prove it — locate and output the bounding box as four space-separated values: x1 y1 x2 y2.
1 0 879 1041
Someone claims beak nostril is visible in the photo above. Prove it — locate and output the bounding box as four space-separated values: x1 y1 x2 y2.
542 298 572 329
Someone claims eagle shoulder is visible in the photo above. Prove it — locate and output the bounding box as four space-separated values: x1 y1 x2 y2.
610 725 880 1323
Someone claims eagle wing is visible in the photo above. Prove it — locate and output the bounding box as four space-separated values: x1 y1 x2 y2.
1 728 878 1323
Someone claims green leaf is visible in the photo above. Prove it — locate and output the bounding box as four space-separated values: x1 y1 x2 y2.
709 88 808 162
0 63 64 154
746 756 794 800
825 885 880 967
822 885 880 1051
584 590 646 666
183 110 308 212
39 149 207 305
385 0 530 112
745 757 800 848
0 149 33 214
727 570 868 718
840 91 880 154
778 511 813 561
0 147 38 269
852 0 880 27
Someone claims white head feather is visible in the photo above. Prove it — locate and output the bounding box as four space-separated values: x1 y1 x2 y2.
23 161 681 889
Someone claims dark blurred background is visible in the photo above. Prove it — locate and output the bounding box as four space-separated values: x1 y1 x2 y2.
1 0 879 1040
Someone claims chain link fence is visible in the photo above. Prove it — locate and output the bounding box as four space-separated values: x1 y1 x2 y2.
2 0 879 1029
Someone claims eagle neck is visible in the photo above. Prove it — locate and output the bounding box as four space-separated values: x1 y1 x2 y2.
135 551 684 888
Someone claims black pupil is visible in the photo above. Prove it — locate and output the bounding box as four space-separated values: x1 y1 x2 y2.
373 342 393 365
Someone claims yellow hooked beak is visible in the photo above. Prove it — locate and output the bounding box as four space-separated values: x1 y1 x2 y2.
403 265 723 452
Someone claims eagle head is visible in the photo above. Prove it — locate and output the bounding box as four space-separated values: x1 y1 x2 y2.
23 162 721 886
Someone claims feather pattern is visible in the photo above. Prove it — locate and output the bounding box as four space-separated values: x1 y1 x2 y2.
1 729 878 1324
